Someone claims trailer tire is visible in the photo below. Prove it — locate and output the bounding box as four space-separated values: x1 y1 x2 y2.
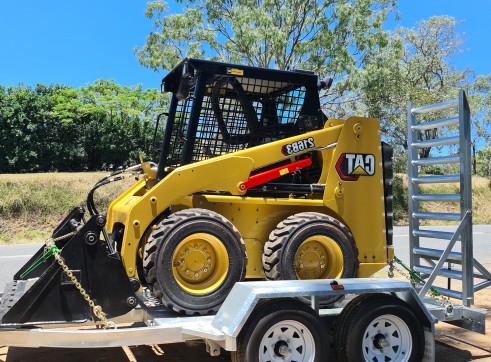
262 212 357 305
334 293 424 362
231 299 329 362
143 208 246 315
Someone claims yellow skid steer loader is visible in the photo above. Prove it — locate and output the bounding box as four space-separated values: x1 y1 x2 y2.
1 59 394 324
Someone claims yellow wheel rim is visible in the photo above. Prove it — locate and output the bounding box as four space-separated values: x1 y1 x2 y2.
172 233 229 295
294 236 343 279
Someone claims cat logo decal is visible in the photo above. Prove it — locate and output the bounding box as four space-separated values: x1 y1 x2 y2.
335 153 375 181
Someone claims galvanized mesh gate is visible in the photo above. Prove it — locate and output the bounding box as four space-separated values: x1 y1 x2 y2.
407 90 491 307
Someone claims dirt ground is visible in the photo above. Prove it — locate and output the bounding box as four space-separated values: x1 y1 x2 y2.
1 287 490 361
432 286 491 361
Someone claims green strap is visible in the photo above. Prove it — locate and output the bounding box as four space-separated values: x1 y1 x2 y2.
393 255 442 297
20 244 61 279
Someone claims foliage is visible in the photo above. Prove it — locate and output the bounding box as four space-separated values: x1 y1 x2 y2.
352 17 466 150
476 147 491 177
466 74 491 146
351 16 490 162
392 174 408 221
137 5 490 160
0 82 166 173
136 0 396 78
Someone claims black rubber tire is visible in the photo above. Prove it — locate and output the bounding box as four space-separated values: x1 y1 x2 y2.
231 299 330 362
143 208 246 315
334 293 425 362
262 212 358 304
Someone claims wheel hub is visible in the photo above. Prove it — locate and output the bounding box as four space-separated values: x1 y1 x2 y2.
373 333 389 350
295 240 327 279
274 340 290 357
171 233 229 294
174 242 215 283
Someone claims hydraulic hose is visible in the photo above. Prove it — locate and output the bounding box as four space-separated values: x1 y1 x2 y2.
86 164 142 216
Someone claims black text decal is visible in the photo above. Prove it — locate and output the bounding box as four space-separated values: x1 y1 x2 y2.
281 137 315 156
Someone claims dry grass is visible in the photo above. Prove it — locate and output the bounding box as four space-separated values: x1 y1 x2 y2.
0 172 134 244
419 176 491 225
0 173 489 244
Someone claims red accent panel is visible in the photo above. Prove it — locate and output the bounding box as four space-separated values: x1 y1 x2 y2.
242 158 312 190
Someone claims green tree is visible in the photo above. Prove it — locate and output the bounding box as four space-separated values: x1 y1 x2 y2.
137 0 396 77
0 84 74 172
78 80 166 169
350 16 490 171
476 147 491 178
0 81 167 173
355 17 469 150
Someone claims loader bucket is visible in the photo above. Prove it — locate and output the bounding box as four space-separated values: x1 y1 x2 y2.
0 208 136 326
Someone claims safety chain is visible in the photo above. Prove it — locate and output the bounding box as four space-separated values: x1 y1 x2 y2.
388 257 453 310
44 234 115 329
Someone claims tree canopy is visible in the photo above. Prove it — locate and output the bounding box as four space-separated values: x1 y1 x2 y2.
339 16 491 170
137 0 396 78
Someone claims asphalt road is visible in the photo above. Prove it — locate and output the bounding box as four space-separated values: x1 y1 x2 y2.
1 225 490 296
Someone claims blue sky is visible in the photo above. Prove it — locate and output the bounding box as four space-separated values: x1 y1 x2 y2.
0 0 489 90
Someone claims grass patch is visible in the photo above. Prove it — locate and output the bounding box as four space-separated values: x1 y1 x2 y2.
0 172 134 244
392 175 491 225
0 173 489 244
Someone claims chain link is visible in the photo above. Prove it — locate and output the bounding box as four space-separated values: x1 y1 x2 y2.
45 235 115 329
387 258 453 310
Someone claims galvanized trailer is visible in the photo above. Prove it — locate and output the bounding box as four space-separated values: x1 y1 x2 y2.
1 278 436 361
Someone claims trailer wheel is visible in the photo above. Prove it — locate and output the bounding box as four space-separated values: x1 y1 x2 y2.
143 208 246 315
262 212 357 305
334 293 424 362
232 299 329 362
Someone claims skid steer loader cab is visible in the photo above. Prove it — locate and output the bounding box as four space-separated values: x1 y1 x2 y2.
156 58 324 178
2 59 394 323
